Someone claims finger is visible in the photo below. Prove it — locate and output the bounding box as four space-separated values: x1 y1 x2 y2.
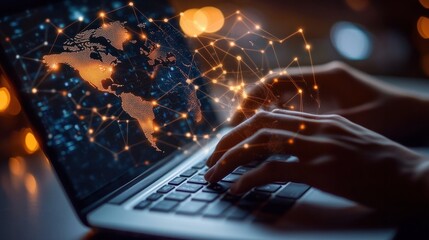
230 161 310 194
231 83 275 125
231 64 332 125
207 111 322 167
206 129 322 183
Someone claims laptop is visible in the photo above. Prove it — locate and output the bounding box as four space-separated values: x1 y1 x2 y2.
0 0 395 239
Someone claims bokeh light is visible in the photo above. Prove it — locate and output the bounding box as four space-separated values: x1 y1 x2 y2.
417 16 429 39
0 87 11 112
331 21 372 60
180 6 224 37
345 0 369 11
195 7 224 33
24 130 39 154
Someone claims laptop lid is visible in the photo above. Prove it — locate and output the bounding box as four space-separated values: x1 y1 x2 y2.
0 0 219 223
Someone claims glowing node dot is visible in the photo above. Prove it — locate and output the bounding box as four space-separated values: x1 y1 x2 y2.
194 85 199 90
179 12 184 16
305 44 311 50
214 97 220 103
45 18 50 23
0 87 10 112
243 143 249 149
260 50 265 54
294 57 298 61
260 77 266 83
237 16 242 21
102 116 107 121
44 41 48 46
236 55 242 61
92 107 97 112
16 55 20 59
229 41 235 47
227 117 231 122
124 145 129 151
148 18 154 22
194 49 199 53
181 113 188 118
298 28 303 33
298 89 303 94
31 88 37 94
99 12 105 18
255 24 261 30
88 128 94 134
128 2 134 6
313 85 319 90
78 16 84 22
288 138 294 144
76 104 81 110
57 28 63 34
107 103 112 108
141 34 147 39
186 79 192 84
236 10 241 14
269 40 273 45
152 101 157 106
163 18 168 23
185 132 191 138
300 124 306 130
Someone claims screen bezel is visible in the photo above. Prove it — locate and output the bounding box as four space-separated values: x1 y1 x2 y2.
0 0 218 225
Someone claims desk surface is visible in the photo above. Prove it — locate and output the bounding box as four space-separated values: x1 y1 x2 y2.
2 77 429 240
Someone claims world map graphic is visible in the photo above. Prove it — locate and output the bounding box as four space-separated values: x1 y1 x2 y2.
43 21 202 151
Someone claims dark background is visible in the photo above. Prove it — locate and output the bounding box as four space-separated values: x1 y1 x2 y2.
1 0 429 239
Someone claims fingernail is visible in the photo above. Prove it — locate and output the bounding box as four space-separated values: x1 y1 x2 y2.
204 167 215 182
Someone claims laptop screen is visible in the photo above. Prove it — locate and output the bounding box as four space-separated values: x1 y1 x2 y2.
0 0 218 201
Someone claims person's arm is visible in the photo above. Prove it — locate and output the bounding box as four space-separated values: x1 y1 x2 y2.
232 61 429 145
205 110 429 217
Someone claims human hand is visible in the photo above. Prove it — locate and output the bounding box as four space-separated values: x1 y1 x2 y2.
232 61 429 144
206 110 429 215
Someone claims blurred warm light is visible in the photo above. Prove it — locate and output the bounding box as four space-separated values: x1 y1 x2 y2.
0 87 11 112
420 0 429 8
25 173 38 194
180 9 207 37
331 21 372 60
417 16 429 39
9 156 26 176
24 130 39 154
180 7 224 37
195 7 225 33
345 0 369 11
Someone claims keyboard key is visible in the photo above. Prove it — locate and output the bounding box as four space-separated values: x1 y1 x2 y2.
198 167 209 175
203 201 232 218
169 177 186 186
245 191 271 202
180 169 198 178
226 206 250 220
255 184 281 193
277 183 310 199
192 192 219 202
176 183 203 193
150 200 178 212
260 198 295 214
233 166 252 175
192 161 206 169
165 192 190 201
221 193 242 202
203 182 231 193
176 201 207 215
188 175 208 185
146 193 163 201
221 173 241 183
134 200 151 210
157 185 174 194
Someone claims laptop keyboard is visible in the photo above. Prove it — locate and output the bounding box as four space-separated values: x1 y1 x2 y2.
132 160 310 223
